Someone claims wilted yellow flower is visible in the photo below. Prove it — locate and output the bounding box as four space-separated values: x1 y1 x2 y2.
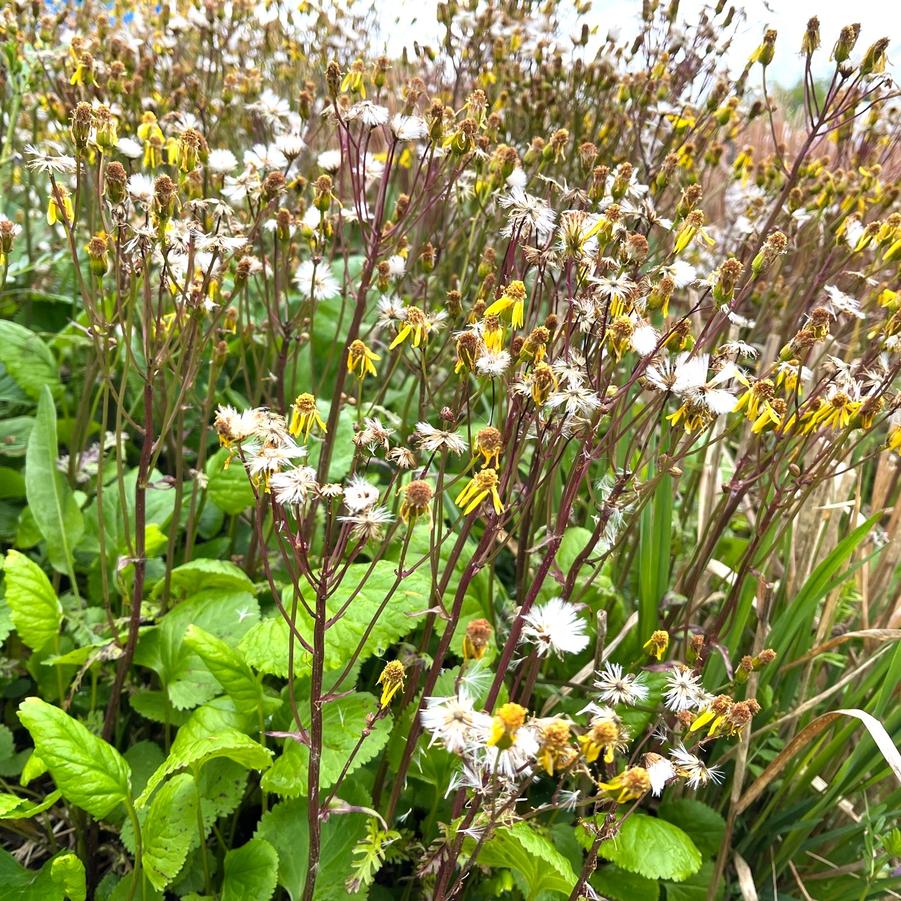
377 661 405 707
347 339 380 380
597 766 651 803
455 467 503 515
485 280 527 329
642 630 669 662
289 393 327 440
462 618 494 660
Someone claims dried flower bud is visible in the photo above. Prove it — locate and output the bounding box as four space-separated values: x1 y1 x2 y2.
833 24 861 63
802 17 821 55
463 618 494 660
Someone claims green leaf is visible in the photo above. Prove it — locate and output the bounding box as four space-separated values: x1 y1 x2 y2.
50 853 86 901
157 558 255 601
129 691 190 727
206 448 255 515
137 708 271 807
765 513 880 668
261 692 389 797
255 796 367 901
473 821 577 899
3 549 62 652
0 466 26 499
657 798 726 858
663 861 724 901
137 589 259 710
141 773 198 891
0 321 60 401
0 416 35 458
239 617 291 677
183 624 263 716
591 864 659 901
24 387 83 575
598 814 702 882
17 697 131 818
0 789 61 819
638 433 672 641
242 562 429 679
221 838 279 901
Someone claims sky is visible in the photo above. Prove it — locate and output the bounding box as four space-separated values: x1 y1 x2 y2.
377 0 901 87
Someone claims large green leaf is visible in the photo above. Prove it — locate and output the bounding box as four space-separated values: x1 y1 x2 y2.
49 854 86 901
241 561 429 679
141 773 198 891
0 321 60 401
0 848 86 900
156 557 255 601
0 789 61 819
3 549 62 652
663 861 724 901
222 838 279 901
591 865 659 901
206 447 255 515
136 706 271 807
261 692 389 797
473 821 578 899
255 796 367 901
183 624 263 716
657 798 726 858
598 814 702 882
17 697 131 818
24 387 83 575
135 589 260 710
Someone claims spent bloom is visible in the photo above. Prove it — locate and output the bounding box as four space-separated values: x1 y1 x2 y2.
594 662 649 706
521 597 590 657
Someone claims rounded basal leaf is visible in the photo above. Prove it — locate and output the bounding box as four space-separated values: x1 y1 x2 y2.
599 813 703 882
17 698 131 819
206 447 255 515
658 798 726 858
222 838 279 901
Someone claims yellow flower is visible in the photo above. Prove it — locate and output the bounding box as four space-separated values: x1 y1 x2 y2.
455 467 503 516
289 393 327 440
481 314 505 352
667 400 709 434
806 390 860 431
376 661 405 708
484 280 527 329
642 630 669 662
389 306 431 350
462 618 493 661
474 426 503 468
538 720 577 776
488 702 527 750
578 715 626 765
674 211 714 254
887 423 901 454
347 339 380 380
399 480 433 524
340 58 367 97
47 185 74 226
597 766 651 803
